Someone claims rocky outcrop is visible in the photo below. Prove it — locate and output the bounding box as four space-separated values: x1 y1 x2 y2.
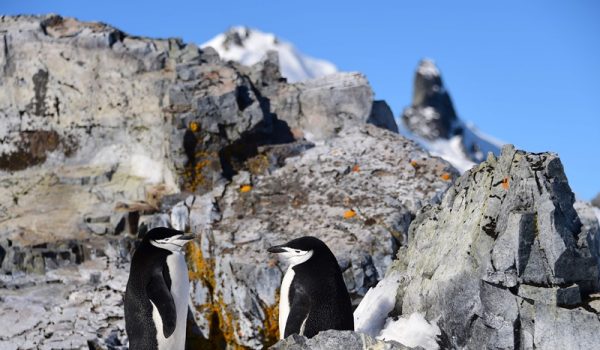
271 330 410 350
401 59 457 141
388 145 600 349
400 59 501 167
368 100 399 134
0 15 454 349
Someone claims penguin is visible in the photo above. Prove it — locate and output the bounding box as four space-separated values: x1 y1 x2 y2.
124 227 194 350
267 236 354 339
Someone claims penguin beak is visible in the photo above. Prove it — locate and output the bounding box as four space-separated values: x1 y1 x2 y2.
267 245 287 253
179 234 195 241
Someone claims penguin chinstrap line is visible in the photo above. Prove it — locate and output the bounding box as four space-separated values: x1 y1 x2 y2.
124 227 195 350
268 236 354 339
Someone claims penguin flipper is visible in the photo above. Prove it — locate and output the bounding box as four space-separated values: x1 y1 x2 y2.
146 273 177 338
284 284 311 338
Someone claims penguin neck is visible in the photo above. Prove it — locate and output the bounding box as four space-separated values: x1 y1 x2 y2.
285 250 313 271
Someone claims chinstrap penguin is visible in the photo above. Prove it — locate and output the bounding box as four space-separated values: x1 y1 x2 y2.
268 236 354 339
125 227 194 350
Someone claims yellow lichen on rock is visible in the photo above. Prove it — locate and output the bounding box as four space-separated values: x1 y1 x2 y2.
246 154 270 175
260 294 280 347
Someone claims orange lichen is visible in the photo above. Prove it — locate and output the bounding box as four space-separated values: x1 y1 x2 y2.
186 241 246 349
239 184 252 193
343 209 357 219
441 173 452 181
189 121 199 132
260 295 280 347
352 164 360 173
182 150 218 193
410 160 418 168
502 177 509 190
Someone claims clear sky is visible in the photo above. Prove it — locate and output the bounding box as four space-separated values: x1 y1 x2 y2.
3 0 599 200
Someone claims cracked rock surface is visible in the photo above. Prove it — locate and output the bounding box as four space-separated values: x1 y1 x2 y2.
387 145 600 349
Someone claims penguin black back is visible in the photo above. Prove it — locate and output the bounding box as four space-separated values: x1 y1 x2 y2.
268 236 354 338
125 228 193 350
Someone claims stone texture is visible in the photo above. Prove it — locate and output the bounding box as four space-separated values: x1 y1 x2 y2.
271 330 411 350
387 145 600 349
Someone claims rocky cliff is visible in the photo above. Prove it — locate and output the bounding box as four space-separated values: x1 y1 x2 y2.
0 15 449 349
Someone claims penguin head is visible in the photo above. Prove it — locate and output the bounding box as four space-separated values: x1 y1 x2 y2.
267 236 334 267
146 227 194 252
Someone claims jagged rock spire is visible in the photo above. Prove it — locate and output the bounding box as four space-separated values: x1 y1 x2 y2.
401 59 458 140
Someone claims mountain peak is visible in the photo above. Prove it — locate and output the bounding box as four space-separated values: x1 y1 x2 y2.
202 26 337 82
401 59 503 171
416 58 440 78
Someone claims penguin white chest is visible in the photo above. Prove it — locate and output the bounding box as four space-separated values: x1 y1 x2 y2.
151 252 189 350
279 267 295 339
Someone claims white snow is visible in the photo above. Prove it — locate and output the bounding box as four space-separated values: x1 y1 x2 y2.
202 26 337 82
378 312 441 350
593 207 600 228
353 271 402 337
417 59 440 78
398 117 505 173
354 271 441 350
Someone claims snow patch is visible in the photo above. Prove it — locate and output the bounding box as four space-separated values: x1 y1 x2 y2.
202 26 337 82
378 312 441 350
353 271 402 336
417 59 440 78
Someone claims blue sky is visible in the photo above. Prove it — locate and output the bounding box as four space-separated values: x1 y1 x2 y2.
3 1 599 200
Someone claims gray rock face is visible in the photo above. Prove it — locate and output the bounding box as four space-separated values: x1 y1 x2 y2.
271 330 411 350
390 145 600 349
401 59 457 141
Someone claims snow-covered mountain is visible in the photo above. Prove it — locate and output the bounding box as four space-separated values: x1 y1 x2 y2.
202 26 337 82
399 59 504 172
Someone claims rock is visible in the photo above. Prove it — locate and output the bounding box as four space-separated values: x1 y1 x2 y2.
170 201 190 232
387 145 600 349
592 193 600 208
401 59 457 141
270 330 411 350
267 72 374 141
367 100 399 133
